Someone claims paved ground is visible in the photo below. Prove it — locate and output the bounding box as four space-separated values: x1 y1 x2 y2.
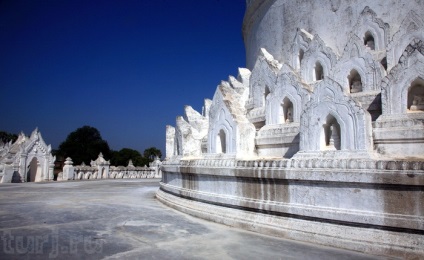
0 180 387 259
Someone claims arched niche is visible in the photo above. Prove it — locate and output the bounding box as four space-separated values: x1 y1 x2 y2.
408 78 424 112
300 35 337 84
320 114 341 150
210 123 232 154
333 34 385 93
380 57 387 71
348 69 363 93
298 49 305 70
22 154 47 183
209 82 256 157
352 7 389 52
208 105 236 154
280 97 294 123
381 40 424 115
27 157 40 182
101 168 108 178
314 61 324 81
364 31 375 50
299 79 372 152
98 166 108 179
263 86 271 106
216 129 227 154
265 72 311 126
248 49 279 109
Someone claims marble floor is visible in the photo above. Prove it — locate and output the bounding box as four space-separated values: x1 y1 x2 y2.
0 180 388 259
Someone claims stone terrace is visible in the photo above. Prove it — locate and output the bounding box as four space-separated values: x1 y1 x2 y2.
0 180 382 259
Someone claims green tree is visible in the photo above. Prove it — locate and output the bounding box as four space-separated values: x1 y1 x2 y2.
110 148 143 166
56 126 111 165
143 147 162 161
109 147 161 167
137 156 152 167
0 131 18 143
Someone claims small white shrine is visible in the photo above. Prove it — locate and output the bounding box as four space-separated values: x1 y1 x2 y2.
0 129 55 183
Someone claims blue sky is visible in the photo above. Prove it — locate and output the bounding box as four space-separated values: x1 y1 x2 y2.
0 0 246 156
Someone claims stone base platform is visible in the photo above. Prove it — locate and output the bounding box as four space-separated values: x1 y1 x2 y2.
158 158 424 259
